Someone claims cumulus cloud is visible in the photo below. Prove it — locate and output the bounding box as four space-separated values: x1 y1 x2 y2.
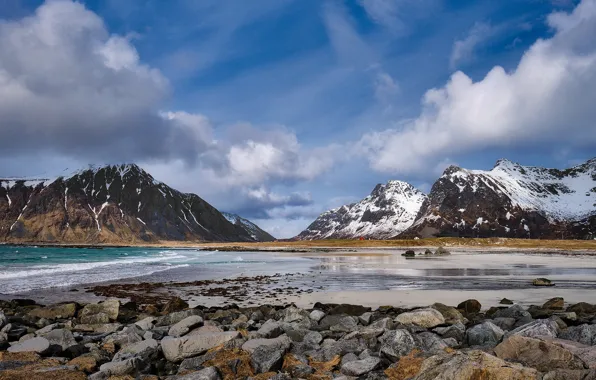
358 0 596 174
0 0 208 163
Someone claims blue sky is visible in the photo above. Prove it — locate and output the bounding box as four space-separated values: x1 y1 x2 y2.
0 0 595 237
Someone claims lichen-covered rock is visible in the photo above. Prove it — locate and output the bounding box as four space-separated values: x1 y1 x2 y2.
79 299 119 324
394 308 445 328
379 329 419 360
161 331 240 362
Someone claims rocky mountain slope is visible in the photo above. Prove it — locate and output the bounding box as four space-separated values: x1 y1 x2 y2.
296 181 427 240
404 158 596 239
296 158 596 240
222 212 275 242
0 164 269 243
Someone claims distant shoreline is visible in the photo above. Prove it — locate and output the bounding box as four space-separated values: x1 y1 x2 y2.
2 237 596 252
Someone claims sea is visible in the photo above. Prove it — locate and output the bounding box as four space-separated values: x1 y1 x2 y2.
0 245 314 294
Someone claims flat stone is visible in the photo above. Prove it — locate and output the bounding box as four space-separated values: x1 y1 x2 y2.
169 315 204 337
340 357 381 376
7 337 50 354
189 325 224 335
171 366 222 379
28 303 77 320
73 323 122 334
161 331 240 362
99 357 140 376
241 334 292 354
257 319 284 338
79 299 119 324
394 308 445 329
156 309 202 327
506 319 559 339
45 329 77 352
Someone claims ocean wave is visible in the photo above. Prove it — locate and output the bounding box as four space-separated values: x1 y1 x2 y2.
0 253 186 280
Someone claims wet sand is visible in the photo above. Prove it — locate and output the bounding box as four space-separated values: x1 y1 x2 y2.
5 247 596 309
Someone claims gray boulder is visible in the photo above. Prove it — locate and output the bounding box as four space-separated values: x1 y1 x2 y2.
162 331 240 362
506 319 559 339
309 310 326 323
340 357 381 376
134 317 157 331
560 324 596 346
465 321 504 347
251 343 287 373
99 357 141 376
379 329 418 360
156 309 202 327
112 338 159 362
492 304 533 325
241 334 292 354
45 328 77 352
492 317 517 331
169 315 204 337
257 319 284 338
433 322 465 342
79 299 119 324
330 315 358 333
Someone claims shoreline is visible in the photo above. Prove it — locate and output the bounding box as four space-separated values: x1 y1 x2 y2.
2 236 596 252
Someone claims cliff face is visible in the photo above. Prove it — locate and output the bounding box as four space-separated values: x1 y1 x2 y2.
0 164 255 243
296 181 426 240
403 159 596 239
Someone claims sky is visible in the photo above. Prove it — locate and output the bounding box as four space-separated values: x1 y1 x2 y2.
0 0 595 238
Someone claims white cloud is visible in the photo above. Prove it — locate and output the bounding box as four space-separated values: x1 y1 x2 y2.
374 71 400 104
358 0 596 175
0 0 208 163
358 0 439 35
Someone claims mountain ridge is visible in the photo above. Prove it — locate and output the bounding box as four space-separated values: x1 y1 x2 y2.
0 164 271 244
296 158 596 240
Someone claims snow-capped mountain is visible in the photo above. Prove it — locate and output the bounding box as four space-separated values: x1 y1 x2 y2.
403 158 596 239
296 180 427 240
0 164 264 243
222 212 275 242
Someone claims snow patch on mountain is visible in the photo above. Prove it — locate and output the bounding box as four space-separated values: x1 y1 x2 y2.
222 212 275 242
297 180 427 240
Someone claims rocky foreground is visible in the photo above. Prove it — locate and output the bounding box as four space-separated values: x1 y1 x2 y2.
1 297 596 379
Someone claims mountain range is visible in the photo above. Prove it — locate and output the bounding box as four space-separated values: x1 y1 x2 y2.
0 164 272 244
296 158 596 240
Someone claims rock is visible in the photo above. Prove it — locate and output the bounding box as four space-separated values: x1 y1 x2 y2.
134 317 157 331
79 299 120 324
431 303 467 325
303 331 323 346
543 369 596 380
0 332 7 349
277 307 309 323
424 249 433 255
28 303 77 320
435 246 450 255
493 317 517 331
105 326 144 347
457 299 481 314
417 331 449 353
567 302 596 315
189 325 224 336
169 315 204 337
73 323 122 334
402 250 416 257
7 337 50 354
507 319 559 339
560 324 596 346
358 312 372 326
495 335 586 372
500 298 514 305
309 310 325 323
112 338 159 362
544 297 565 310
414 350 540 380
241 334 292 354
178 351 218 372
533 278 555 286
99 357 142 376
45 328 77 352
0 312 7 329
465 321 504 347
172 366 222 379
329 315 358 332
251 343 287 373
394 308 445 328
492 304 533 324
433 322 466 342
156 309 202 327
257 319 284 338
328 304 371 316
379 329 418 360
163 297 189 314
161 331 240 362
289 364 315 378
340 357 381 376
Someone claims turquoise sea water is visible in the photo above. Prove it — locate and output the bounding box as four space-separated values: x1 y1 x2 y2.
0 245 313 294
